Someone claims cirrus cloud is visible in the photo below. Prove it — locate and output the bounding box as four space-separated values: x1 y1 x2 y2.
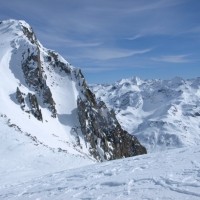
151 54 192 63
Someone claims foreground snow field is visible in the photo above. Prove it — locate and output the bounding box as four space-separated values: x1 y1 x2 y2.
0 116 94 186
1 145 200 200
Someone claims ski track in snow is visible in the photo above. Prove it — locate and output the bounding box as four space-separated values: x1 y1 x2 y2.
1 147 200 200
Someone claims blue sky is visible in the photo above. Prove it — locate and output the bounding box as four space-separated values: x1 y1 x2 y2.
0 0 200 83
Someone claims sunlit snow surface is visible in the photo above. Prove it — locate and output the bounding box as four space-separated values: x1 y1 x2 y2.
1 145 200 200
0 117 94 186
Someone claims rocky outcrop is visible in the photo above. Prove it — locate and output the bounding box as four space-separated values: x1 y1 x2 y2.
28 93 43 121
20 23 38 45
21 44 56 118
77 84 147 161
16 87 43 121
16 87 25 110
47 50 72 74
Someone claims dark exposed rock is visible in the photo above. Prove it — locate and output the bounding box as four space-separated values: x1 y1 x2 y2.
77 82 147 161
42 86 56 118
16 87 43 121
28 93 43 121
47 50 71 74
16 87 25 108
22 50 42 88
20 24 38 45
21 47 57 118
194 112 200 117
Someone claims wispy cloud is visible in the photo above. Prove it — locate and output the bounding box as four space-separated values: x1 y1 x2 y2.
0 0 193 40
151 54 192 63
0 0 199 83
126 34 143 41
36 29 102 49
63 40 101 48
81 48 152 61
125 0 186 13
83 67 116 73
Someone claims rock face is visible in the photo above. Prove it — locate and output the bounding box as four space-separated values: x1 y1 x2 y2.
0 19 146 161
77 97 147 160
21 28 57 118
28 93 43 121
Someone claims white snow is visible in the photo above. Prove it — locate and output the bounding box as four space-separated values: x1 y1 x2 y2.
0 144 200 200
0 116 94 186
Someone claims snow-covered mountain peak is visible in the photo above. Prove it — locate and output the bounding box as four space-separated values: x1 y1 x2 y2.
0 19 35 42
118 76 143 86
0 19 24 32
0 19 146 164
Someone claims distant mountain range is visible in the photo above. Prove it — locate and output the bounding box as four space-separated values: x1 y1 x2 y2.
91 76 200 152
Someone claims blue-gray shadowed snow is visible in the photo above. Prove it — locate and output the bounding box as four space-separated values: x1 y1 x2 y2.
91 76 200 152
0 20 146 184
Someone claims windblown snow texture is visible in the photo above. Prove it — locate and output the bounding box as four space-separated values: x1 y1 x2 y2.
1 145 200 200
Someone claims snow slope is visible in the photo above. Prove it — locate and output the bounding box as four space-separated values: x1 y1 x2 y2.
0 115 94 186
1 146 200 200
0 19 88 155
91 77 200 152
